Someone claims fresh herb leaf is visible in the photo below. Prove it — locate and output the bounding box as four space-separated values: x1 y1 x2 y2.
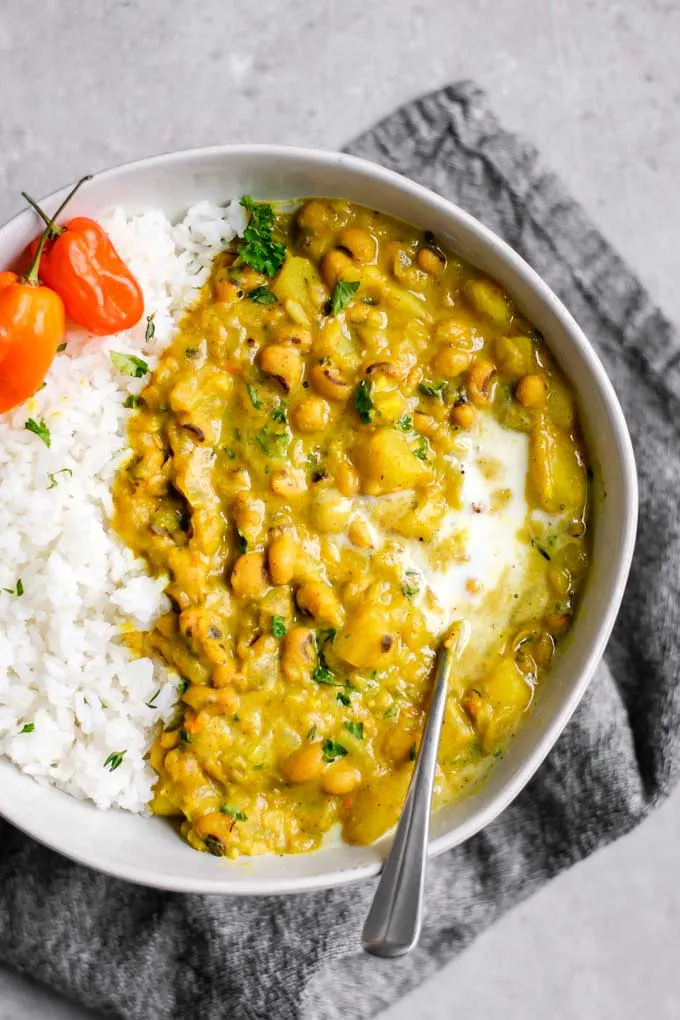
237 529 248 554
2 579 24 597
179 729 192 743
354 379 373 424
401 569 421 597
219 804 247 821
413 436 430 461
145 315 155 341
111 352 149 378
124 394 142 409
24 418 51 447
46 468 72 490
322 739 348 763
531 538 552 561
239 196 287 276
313 664 336 686
19 722 35 733
307 725 317 741
383 705 398 718
246 383 262 409
177 679 190 695
271 402 287 424
145 689 161 708
317 627 337 646
344 721 364 740
223 447 237 460
248 285 278 305
103 750 126 772
336 689 351 707
396 414 412 432
331 279 360 316
56 342 67 353
272 615 287 639
419 380 447 398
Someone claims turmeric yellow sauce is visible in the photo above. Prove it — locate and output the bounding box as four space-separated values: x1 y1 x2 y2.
113 198 590 858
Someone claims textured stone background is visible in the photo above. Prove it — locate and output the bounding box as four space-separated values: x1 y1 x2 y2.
0 0 678 1017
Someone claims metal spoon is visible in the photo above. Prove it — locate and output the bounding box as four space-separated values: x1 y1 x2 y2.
362 640 454 958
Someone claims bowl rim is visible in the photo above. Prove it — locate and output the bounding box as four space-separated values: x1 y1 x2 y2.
0 143 638 894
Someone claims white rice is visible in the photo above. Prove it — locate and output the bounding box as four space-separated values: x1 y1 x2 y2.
0 198 247 810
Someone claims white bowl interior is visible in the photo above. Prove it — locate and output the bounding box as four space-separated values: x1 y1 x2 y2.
0 147 637 893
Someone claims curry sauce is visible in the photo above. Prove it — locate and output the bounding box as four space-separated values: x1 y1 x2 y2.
113 198 590 857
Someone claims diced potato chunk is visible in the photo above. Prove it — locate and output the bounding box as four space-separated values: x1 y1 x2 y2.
335 604 397 669
353 429 430 495
529 415 587 513
272 255 324 317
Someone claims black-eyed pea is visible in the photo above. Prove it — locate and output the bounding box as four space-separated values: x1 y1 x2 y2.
297 199 333 234
276 322 313 352
451 401 476 429
296 581 344 627
233 493 265 545
270 468 308 498
416 246 446 275
321 762 362 795
412 411 438 436
466 357 497 406
309 362 352 401
259 344 303 394
268 531 297 585
432 344 473 377
548 564 571 597
338 226 377 263
516 373 547 409
335 462 360 497
282 741 325 783
281 627 317 682
292 395 331 433
321 248 357 289
230 552 268 601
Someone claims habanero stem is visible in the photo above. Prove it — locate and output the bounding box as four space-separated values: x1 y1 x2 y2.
21 174 93 238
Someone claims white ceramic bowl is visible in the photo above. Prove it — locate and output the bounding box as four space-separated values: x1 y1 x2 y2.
0 146 637 894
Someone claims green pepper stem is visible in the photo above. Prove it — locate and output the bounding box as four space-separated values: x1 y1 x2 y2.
21 174 93 286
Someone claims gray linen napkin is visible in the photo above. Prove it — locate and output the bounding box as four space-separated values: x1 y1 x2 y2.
0 81 678 1020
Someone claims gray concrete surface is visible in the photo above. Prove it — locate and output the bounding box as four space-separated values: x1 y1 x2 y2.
0 0 678 1017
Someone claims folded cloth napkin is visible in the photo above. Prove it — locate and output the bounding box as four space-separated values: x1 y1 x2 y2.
1 81 678 1020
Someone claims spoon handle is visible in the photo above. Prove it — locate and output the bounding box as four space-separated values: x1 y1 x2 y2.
362 644 453 958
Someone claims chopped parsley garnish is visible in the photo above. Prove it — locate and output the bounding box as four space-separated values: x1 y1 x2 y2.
19 722 35 733
272 615 287 638
271 402 287 423
248 285 278 305
401 569 421 597
239 196 287 276
313 664 336 685
124 394 142 409
255 425 289 457
317 627 337 645
110 352 149 378
344 721 364 740
179 729 192 743
354 379 373 424
331 279 360 316
103 750 126 772
396 414 412 432
47 468 72 490
177 679 190 695
237 529 248 554
56 342 67 353
223 447 237 460
413 436 430 461
24 418 51 447
2 579 24 597
219 804 248 821
336 689 351 707
383 705 398 718
322 739 348 763
246 383 262 409
419 380 447 398
145 315 155 341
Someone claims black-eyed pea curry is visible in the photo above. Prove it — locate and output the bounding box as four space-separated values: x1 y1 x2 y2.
113 196 590 858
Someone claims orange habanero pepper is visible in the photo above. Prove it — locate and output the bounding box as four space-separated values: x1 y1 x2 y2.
26 176 144 336
0 233 65 414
